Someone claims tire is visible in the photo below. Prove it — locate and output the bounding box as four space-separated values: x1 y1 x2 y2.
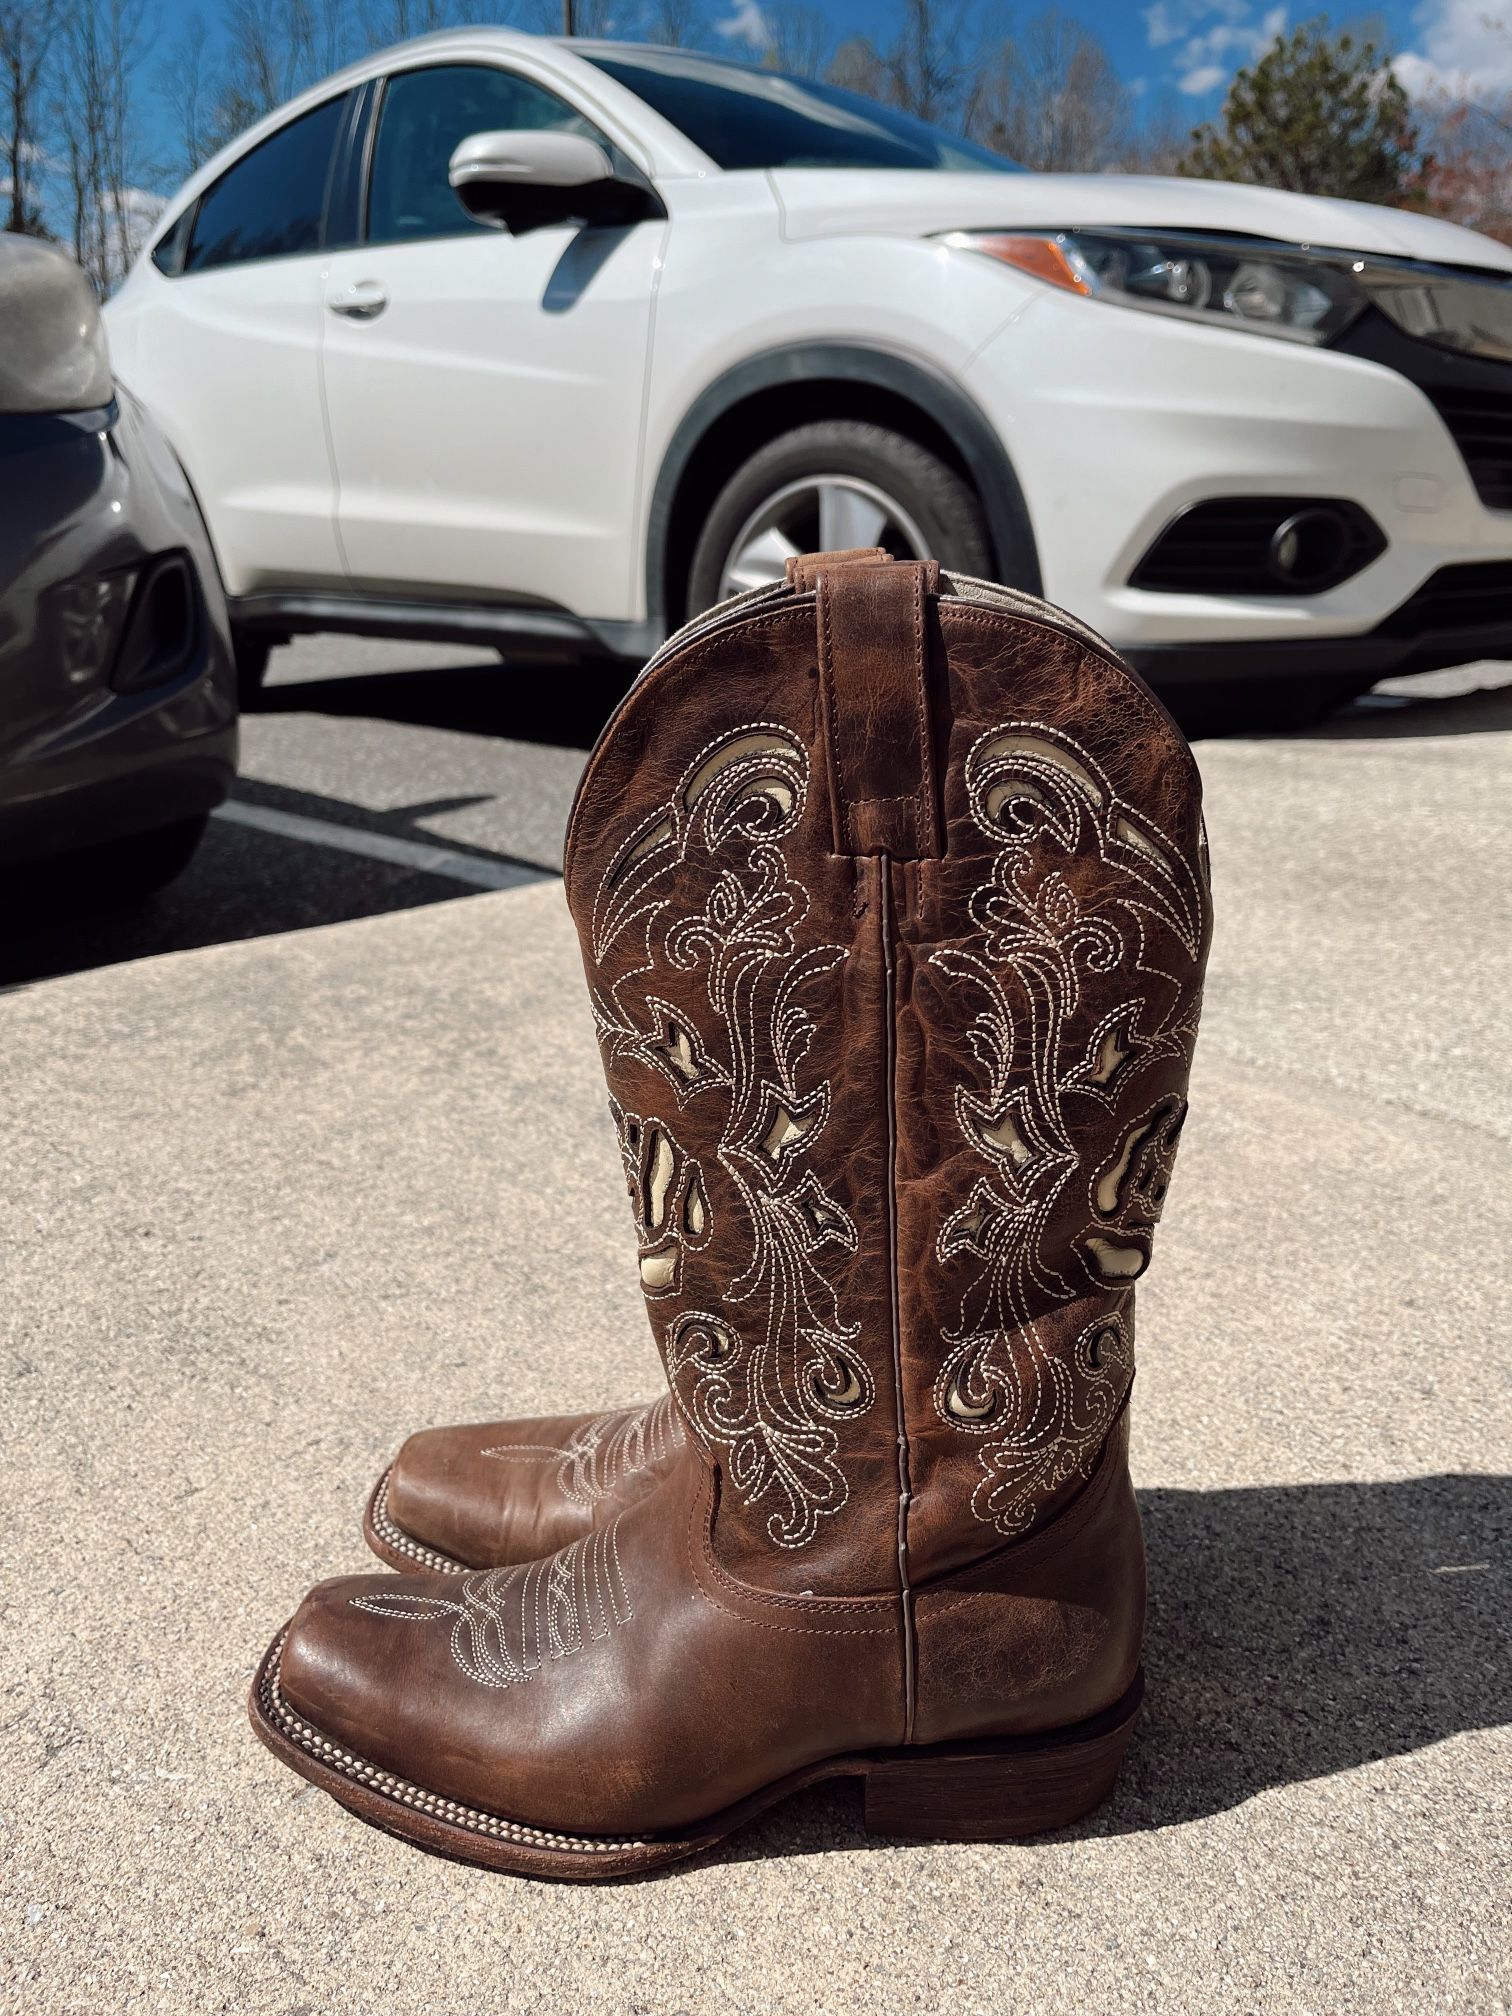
687 421 993 616
21 814 210 919
233 631 272 709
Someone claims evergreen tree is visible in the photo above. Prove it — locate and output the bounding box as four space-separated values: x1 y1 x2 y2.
1178 19 1419 204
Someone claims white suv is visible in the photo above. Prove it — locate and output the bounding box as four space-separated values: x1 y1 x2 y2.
107 29 1512 716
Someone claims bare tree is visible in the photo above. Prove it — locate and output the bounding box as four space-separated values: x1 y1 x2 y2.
827 0 998 133
883 0 970 123
313 0 353 73
968 9 1129 171
1 0 62 234
155 12 219 182
761 2 830 78
1121 86 1187 175
644 0 702 46
1411 88 1512 242
361 0 507 45
55 0 151 289
219 0 313 128
826 35 888 101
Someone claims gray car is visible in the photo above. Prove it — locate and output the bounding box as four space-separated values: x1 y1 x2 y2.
1 234 236 909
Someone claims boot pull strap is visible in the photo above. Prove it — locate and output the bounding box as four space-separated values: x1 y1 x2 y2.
799 551 943 861
784 546 889 591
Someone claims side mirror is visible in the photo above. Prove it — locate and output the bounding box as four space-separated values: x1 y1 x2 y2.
448 129 661 234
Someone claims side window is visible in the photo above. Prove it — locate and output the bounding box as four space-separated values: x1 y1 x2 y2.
367 64 601 246
185 94 347 273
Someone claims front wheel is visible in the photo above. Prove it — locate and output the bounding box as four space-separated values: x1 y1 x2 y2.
687 421 992 615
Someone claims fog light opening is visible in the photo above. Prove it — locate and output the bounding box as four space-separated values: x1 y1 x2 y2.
1267 508 1353 591
110 552 199 694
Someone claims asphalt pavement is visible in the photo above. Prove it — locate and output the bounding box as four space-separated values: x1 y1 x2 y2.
2 640 1509 2014
4 636 1509 992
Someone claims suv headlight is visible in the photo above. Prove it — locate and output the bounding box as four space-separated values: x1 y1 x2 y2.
1363 263 1512 363
942 228 1366 344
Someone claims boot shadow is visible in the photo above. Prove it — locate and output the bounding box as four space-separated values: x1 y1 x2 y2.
718 1473 1511 1864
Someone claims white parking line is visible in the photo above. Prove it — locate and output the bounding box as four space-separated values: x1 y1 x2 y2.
214 800 551 891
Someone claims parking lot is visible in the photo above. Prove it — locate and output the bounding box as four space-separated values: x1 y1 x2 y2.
4 640 1509 2012
8 638 1512 991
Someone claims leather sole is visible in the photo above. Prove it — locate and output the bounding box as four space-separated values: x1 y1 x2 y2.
249 1627 1144 1881
361 1468 470 1576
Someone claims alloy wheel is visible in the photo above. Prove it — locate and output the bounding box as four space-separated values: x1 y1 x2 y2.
716 476 932 600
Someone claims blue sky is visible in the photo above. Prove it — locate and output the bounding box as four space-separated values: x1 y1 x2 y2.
134 0 1512 175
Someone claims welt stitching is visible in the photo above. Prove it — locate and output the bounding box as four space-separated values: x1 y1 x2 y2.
818 582 853 853
909 566 938 851
684 1479 895 1633
690 1472 894 1611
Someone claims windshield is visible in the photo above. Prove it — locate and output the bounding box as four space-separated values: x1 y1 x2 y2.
578 47 1020 175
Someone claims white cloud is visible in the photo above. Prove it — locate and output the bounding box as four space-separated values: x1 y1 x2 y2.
117 186 165 226
1179 63 1227 93
1180 5 1285 69
1394 0 1512 102
716 0 769 48
1143 0 1249 51
1149 2 1288 98
1144 4 1181 48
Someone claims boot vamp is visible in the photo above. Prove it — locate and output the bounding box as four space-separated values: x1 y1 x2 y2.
385 1395 683 1568
280 1452 904 1837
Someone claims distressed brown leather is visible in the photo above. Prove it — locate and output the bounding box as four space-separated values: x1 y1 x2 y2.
265 554 1211 1845
815 553 941 858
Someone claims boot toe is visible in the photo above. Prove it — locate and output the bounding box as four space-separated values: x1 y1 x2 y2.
382 1416 609 1568
277 1569 464 1786
384 1425 485 1562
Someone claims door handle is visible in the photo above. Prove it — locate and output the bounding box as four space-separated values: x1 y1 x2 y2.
326 279 388 320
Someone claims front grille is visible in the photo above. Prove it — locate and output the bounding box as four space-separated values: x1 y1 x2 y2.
1424 389 1512 510
1377 558 1512 637
1130 496 1385 596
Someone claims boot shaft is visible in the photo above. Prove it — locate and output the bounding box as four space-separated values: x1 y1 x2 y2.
563 553 1210 1601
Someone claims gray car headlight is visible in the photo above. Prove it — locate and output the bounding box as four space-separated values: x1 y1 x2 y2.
1362 262 1512 363
941 228 1367 345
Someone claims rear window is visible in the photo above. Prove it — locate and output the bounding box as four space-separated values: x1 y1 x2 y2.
580 49 1018 174
185 94 346 272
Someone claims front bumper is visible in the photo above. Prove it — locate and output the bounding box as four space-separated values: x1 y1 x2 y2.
1126 559 1512 687
0 399 237 865
963 288 1512 669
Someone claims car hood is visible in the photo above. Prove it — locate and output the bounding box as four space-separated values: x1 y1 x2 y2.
769 170 1512 273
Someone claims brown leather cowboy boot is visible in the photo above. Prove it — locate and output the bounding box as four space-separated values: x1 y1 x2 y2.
251 549 1211 1879
363 1395 685 1572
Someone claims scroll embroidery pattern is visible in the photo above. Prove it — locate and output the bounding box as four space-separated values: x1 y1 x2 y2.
591 725 866 1550
931 723 1205 1537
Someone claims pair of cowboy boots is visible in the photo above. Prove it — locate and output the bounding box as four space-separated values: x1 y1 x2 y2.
251 549 1211 1879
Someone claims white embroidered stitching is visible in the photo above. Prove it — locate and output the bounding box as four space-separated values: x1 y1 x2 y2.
351 1517 632 1689
591 724 866 1550
929 722 1205 1537
481 1395 677 1508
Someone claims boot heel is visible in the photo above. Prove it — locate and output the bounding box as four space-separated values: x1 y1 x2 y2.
862 1673 1143 1842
